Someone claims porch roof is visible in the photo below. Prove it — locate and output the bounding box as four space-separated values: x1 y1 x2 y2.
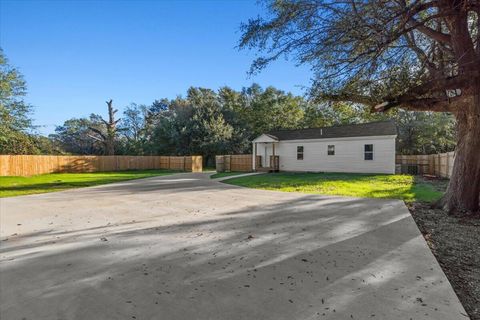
252 133 279 143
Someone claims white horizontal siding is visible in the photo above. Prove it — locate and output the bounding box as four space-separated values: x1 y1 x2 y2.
276 136 396 174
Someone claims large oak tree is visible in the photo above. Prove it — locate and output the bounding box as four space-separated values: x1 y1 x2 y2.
240 0 480 213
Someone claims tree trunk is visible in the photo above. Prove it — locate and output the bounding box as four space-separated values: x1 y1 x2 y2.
105 138 115 156
438 92 480 214
105 100 118 156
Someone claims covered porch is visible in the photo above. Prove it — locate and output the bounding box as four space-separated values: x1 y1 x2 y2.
252 134 280 172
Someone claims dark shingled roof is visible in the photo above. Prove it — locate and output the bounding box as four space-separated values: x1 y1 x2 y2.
267 121 396 141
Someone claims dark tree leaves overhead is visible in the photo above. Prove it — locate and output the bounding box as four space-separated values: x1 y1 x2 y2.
241 0 479 112
240 0 480 213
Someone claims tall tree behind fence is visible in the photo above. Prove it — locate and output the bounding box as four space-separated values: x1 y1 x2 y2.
0 155 202 176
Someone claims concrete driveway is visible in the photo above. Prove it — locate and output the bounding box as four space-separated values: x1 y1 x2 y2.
0 173 468 320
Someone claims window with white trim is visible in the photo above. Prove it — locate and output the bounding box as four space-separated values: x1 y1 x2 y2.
364 144 374 160
297 146 304 160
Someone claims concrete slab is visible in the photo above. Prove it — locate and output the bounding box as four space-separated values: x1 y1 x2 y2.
0 173 469 320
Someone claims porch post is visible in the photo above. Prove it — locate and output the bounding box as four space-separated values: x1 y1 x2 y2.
252 142 256 171
272 142 275 168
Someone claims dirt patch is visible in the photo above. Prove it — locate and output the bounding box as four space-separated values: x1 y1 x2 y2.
408 201 480 319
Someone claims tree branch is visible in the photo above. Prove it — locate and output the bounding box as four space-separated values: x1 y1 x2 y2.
319 93 378 107
408 72 478 96
404 32 437 73
87 134 104 142
88 127 106 141
410 17 452 44
374 94 470 113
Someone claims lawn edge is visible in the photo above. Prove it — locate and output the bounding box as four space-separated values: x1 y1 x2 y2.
0 171 185 198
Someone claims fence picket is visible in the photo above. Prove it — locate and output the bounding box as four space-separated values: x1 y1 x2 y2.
215 155 254 172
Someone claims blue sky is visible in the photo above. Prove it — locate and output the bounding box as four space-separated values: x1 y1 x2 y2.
1 0 312 135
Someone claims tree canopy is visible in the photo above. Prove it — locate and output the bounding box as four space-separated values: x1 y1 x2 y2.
0 49 60 155
240 0 479 113
50 116 105 155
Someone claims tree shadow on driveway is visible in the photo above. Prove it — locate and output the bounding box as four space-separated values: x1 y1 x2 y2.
0 174 468 320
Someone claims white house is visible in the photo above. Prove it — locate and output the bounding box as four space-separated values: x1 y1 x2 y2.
252 121 397 174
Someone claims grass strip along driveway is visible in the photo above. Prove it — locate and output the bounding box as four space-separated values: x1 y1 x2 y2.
222 172 444 203
0 169 178 197
210 171 253 179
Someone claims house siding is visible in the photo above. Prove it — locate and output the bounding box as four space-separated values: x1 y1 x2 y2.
276 136 396 174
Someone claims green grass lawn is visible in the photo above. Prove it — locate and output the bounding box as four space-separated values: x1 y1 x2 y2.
0 169 178 197
210 171 252 179
222 172 444 203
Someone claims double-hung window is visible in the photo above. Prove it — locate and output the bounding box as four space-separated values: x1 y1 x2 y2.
297 146 304 160
364 144 374 160
327 145 335 156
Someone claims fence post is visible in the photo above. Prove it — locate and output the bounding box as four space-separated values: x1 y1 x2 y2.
438 154 441 176
215 155 225 172
430 154 435 176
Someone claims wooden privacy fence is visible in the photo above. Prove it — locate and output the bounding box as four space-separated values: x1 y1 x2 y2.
396 151 455 178
0 155 203 176
216 154 260 172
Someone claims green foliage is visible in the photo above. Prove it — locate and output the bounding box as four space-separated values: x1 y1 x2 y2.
141 85 309 164
394 110 456 155
0 50 32 131
31 135 64 155
145 88 237 165
0 127 38 154
187 87 234 159
50 116 105 155
0 49 39 154
301 102 366 127
223 172 444 203
117 103 148 155
235 85 305 136
0 170 177 197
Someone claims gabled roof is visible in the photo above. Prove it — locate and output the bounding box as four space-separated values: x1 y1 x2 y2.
252 133 279 143
265 120 396 141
